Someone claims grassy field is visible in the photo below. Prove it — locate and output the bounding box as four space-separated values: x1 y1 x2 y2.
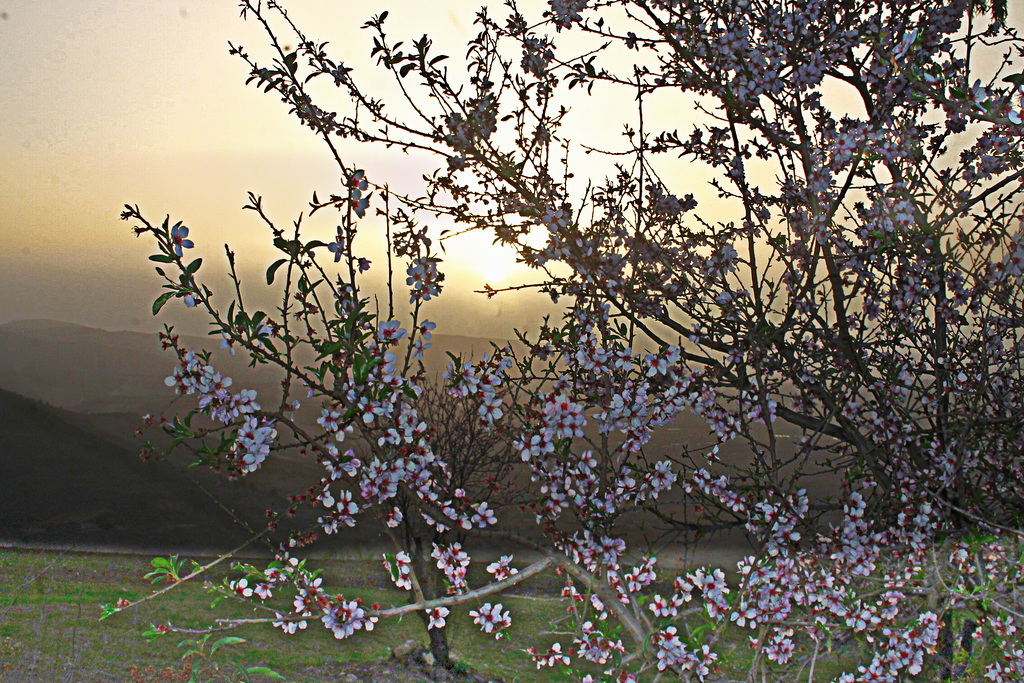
0 544 1006 682
0 546 585 682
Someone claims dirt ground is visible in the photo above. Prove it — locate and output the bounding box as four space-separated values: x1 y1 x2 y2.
2 644 508 683
299 645 507 683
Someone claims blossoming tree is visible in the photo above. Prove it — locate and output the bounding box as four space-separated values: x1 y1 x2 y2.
115 0 1024 680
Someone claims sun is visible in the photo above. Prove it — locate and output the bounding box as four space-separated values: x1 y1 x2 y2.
448 231 521 286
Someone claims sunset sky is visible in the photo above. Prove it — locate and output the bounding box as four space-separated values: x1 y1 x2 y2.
0 0 579 339
5 2 1020 339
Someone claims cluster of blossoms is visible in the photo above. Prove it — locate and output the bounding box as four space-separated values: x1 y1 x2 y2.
547 0 588 30
163 348 274 472
322 597 377 640
651 627 718 676
1001 227 1024 280
444 94 498 154
469 602 512 638
485 555 518 581
228 576 272 600
529 642 571 668
983 618 1024 681
411 320 436 360
406 258 442 302
347 170 369 218
571 621 626 665
164 351 258 422
525 447 677 522
520 35 555 78
384 551 413 590
233 416 277 473
443 351 512 426
431 543 471 594
322 445 361 480
317 487 361 534
239 557 380 639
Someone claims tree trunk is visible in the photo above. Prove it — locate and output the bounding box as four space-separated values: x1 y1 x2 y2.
409 533 454 670
427 623 453 670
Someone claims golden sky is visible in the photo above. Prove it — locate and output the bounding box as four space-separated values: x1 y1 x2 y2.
5 1 1018 339
0 0 571 338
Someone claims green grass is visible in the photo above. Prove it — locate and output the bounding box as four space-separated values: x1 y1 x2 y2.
1 545 1011 682
0 546 582 682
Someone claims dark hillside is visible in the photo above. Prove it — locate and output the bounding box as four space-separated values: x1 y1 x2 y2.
0 386 279 553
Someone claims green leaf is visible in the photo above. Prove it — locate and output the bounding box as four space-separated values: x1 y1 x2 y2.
688 623 712 646
353 355 381 386
185 258 203 274
256 338 278 356
152 292 176 315
245 667 285 679
210 636 246 654
273 236 301 256
1003 73 1024 85
142 625 168 642
445 352 462 379
149 254 175 263
383 552 400 581
316 340 347 360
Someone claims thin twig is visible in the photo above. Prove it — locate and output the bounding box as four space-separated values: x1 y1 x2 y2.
108 531 270 616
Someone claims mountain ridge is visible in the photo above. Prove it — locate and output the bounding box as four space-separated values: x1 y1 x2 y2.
0 318 502 414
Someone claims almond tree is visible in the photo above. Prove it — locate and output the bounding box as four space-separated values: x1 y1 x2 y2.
394 376 519 668
114 0 1024 680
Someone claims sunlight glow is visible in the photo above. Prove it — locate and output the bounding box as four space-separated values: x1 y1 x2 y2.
445 230 522 286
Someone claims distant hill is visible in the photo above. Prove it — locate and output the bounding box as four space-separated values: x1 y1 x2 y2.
0 319 501 415
0 319 220 414
0 319 502 554
0 386 276 552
